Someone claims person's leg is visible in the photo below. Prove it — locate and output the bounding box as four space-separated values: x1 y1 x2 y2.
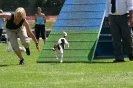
109 15 124 61
17 27 30 55
40 25 46 44
6 29 24 64
35 25 40 43
0 29 3 37
43 39 46 44
118 16 132 53
0 29 3 42
118 15 133 60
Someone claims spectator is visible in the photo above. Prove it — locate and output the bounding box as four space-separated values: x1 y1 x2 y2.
0 9 5 42
35 7 46 44
105 0 133 62
0 7 40 65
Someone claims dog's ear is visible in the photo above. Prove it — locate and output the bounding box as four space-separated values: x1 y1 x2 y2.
52 44 57 51
54 44 57 48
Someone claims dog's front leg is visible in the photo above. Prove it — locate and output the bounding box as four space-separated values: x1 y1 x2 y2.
54 51 58 60
60 47 63 63
60 53 63 63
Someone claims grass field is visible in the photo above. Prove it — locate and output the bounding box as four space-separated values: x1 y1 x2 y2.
0 40 133 88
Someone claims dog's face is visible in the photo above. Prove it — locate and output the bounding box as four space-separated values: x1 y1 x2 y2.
52 44 58 51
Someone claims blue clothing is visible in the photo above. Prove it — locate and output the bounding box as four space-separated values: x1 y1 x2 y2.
0 18 4 29
35 16 44 25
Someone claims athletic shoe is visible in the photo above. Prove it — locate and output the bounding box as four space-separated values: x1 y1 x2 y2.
113 60 125 63
128 53 133 61
26 48 30 55
19 59 24 65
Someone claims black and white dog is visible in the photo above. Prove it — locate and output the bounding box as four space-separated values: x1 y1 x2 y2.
52 32 69 63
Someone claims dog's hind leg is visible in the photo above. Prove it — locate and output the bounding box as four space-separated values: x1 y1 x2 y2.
64 39 69 48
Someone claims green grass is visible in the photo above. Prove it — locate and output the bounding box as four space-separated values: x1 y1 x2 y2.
45 21 55 29
27 21 55 29
0 40 133 88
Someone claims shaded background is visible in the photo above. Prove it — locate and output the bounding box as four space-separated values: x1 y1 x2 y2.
0 0 65 15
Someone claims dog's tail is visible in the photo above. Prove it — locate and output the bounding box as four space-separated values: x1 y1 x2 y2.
63 32 67 38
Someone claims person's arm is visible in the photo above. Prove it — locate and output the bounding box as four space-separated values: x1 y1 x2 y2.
35 14 37 23
105 17 110 28
129 10 133 27
0 13 11 20
127 0 133 27
105 0 110 27
42 13 46 23
23 19 40 51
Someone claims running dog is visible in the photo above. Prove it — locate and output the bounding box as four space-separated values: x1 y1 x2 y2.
52 32 69 63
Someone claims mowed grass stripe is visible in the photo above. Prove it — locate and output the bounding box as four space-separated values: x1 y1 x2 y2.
43 41 95 49
39 49 91 57
47 34 98 42
49 30 99 34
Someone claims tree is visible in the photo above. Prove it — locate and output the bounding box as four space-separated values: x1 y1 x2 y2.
0 0 65 15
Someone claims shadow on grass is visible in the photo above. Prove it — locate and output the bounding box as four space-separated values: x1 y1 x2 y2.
91 60 114 64
36 57 129 64
0 64 8 67
91 61 130 64
36 61 115 64
0 64 22 67
91 57 130 64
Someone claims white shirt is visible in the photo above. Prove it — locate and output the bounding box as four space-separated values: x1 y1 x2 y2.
105 0 133 17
